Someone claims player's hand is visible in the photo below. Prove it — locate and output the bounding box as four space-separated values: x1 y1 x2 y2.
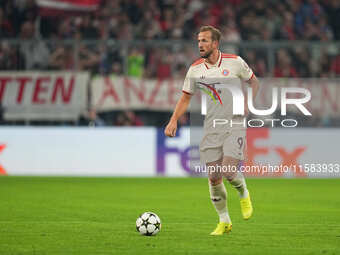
164 121 177 137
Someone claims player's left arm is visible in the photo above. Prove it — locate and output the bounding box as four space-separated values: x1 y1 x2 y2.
245 75 260 115
238 57 260 115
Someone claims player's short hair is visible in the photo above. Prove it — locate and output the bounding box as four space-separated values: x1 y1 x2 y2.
199 26 221 42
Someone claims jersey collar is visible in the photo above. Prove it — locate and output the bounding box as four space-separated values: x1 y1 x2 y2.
204 51 222 69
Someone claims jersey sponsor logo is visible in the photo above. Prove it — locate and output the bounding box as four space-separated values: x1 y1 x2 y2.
197 82 223 106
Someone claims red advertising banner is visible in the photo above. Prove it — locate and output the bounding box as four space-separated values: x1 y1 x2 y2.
0 71 89 120
91 77 340 117
37 0 101 16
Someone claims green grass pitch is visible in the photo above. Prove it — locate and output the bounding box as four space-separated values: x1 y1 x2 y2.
0 177 340 255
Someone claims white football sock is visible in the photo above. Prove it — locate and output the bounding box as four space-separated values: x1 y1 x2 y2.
229 171 249 199
209 182 231 223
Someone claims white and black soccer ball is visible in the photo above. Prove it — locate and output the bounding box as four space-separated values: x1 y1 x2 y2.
136 212 161 236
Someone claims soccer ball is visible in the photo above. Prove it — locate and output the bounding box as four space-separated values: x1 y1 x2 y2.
136 212 161 236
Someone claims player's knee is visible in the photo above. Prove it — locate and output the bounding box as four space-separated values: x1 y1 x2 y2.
224 171 237 181
209 177 223 186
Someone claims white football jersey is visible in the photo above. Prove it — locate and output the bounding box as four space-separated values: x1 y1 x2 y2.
182 51 254 134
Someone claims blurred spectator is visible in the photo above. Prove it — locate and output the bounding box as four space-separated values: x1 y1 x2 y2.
78 45 100 71
16 0 38 23
79 15 100 39
318 51 332 77
0 41 25 70
79 108 105 127
331 55 340 76
277 11 296 40
264 7 280 38
97 43 111 75
274 49 298 78
56 18 75 39
324 0 340 40
318 15 334 41
112 62 123 76
127 48 144 77
222 22 240 43
49 38 100 71
135 11 162 39
122 0 143 25
173 63 187 79
114 13 133 40
19 21 50 70
115 111 143 126
220 20 241 54
293 46 311 77
243 50 267 77
303 18 322 40
159 7 173 36
149 48 173 80
0 7 14 38
300 0 323 24
48 45 75 70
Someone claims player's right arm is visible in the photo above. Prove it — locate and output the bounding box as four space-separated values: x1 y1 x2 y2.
165 66 196 137
164 92 192 137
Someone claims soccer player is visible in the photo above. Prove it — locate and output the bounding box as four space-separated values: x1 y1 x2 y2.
164 25 260 235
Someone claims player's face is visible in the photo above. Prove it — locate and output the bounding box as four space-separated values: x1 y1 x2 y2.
198 31 217 58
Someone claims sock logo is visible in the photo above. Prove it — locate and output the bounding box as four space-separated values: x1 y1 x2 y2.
211 197 222 202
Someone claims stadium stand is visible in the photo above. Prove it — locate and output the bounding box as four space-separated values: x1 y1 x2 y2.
0 0 340 126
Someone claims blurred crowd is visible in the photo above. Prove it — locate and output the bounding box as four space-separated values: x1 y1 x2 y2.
1 0 340 41
1 0 340 77
1 0 340 127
